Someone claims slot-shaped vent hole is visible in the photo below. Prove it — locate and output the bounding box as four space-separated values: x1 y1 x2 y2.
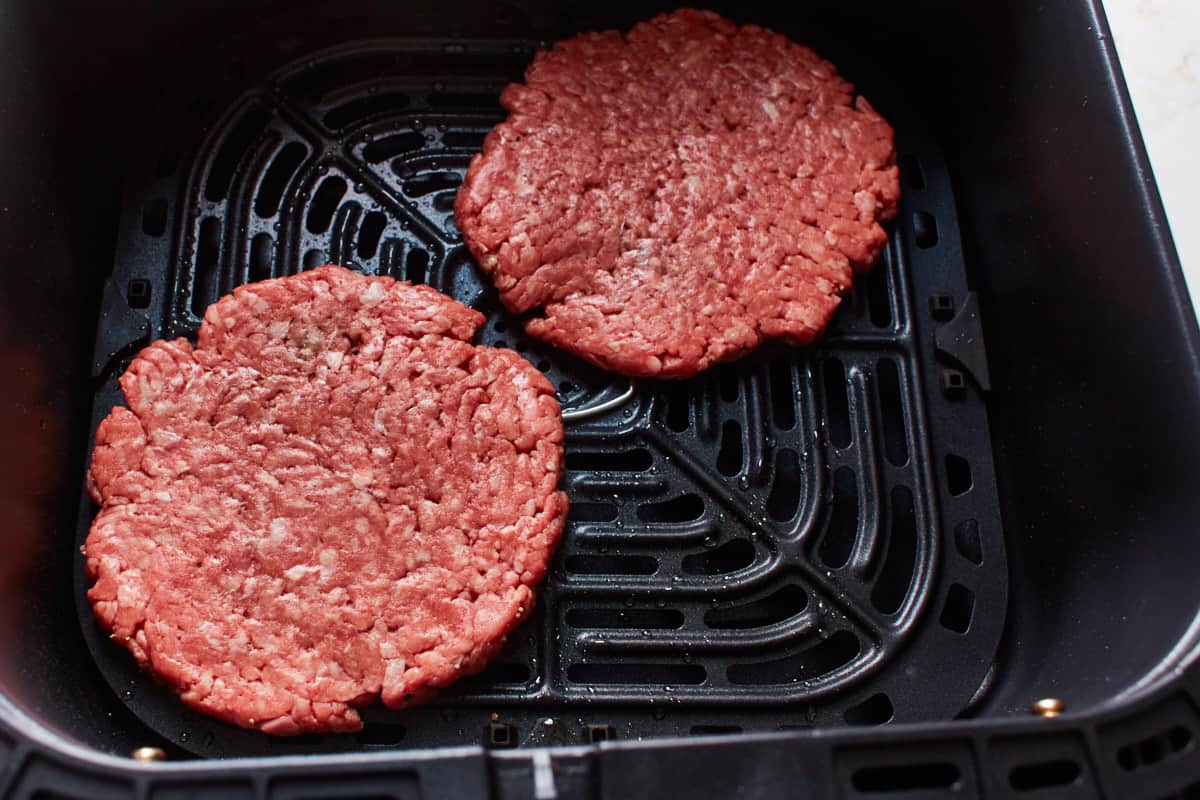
357 211 387 260
690 725 743 736
428 91 504 111
769 359 796 429
406 248 430 283
442 130 489 149
306 176 347 234
726 630 859 685
664 385 692 432
820 467 859 569
1118 725 1194 771
899 155 927 189
568 663 705 685
355 723 407 745
480 662 528 681
638 494 704 523
954 519 983 565
566 449 653 472
946 453 973 496
704 585 807 629
566 608 684 629
718 371 739 402
871 486 918 615
766 448 802 522
205 109 270 202
191 217 222 317
913 211 939 248
362 132 426 163
565 555 657 575
683 539 755 575
822 359 852 449
459 662 530 686
249 233 274 283
852 763 961 793
876 359 909 466
717 420 744 477
433 191 459 213
1009 759 1081 791
255 141 307 218
402 171 462 198
273 734 325 747
142 197 167 237
866 262 893 328
324 92 411 130
844 693 894 726
939 583 975 634
302 248 328 271
568 502 618 523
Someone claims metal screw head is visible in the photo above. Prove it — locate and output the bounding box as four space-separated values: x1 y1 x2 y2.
131 746 166 762
1031 698 1065 718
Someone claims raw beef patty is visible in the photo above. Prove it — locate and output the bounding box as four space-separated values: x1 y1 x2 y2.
456 8 900 378
85 265 566 735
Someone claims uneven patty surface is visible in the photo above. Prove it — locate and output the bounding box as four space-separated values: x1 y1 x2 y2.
85 266 566 735
456 9 900 378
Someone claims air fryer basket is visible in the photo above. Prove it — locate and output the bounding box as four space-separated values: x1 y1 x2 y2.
2 0 1200 798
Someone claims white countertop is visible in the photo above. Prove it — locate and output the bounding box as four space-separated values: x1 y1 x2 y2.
1105 0 1200 310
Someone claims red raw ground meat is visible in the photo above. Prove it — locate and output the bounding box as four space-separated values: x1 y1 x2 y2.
456 8 900 379
85 266 566 735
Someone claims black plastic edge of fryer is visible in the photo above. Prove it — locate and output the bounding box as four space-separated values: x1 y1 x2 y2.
2 2 1199 800
2 658 1200 799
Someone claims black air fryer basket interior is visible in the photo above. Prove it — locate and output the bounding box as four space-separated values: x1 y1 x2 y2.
2 1 1200 798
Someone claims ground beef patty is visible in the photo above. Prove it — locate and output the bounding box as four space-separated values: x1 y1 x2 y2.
85 266 566 735
456 9 900 378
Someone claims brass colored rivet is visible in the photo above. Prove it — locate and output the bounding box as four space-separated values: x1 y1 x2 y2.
131 746 166 763
1031 698 1065 718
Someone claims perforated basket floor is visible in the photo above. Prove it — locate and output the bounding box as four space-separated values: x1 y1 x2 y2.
79 37 1008 758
